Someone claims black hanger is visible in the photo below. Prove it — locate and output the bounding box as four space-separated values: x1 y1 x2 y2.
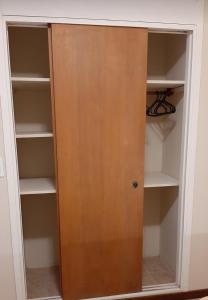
146 89 176 117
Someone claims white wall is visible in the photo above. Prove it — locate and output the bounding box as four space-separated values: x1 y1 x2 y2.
0 104 17 300
0 0 204 25
0 1 206 299
189 0 208 290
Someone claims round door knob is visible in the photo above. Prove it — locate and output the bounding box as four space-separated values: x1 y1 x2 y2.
132 181 138 189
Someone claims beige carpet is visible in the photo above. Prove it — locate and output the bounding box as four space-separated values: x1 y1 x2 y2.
26 258 175 298
26 266 60 299
143 256 175 286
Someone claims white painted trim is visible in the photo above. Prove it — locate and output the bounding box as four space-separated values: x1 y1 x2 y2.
83 287 182 300
8 24 48 28
174 32 193 289
4 14 195 31
0 18 26 300
179 23 204 290
0 14 203 300
28 296 62 300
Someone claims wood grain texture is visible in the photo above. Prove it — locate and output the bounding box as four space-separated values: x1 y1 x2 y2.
48 26 63 293
51 24 147 300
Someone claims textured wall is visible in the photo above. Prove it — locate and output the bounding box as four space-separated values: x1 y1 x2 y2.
189 0 208 290
0 103 16 299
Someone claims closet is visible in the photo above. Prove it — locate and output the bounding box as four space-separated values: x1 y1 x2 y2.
7 24 187 300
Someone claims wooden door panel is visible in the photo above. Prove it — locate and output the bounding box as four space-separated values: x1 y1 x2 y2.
50 24 147 300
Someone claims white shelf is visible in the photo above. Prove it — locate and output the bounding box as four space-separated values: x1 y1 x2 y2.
144 172 179 188
20 178 56 195
16 131 53 139
11 76 50 88
147 79 185 91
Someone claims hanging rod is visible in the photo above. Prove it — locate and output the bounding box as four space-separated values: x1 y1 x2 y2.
147 85 184 95
147 90 172 96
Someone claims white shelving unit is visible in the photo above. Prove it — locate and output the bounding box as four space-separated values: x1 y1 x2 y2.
11 76 50 88
16 131 53 139
8 25 60 300
143 31 187 288
144 172 179 188
20 178 56 195
147 79 185 91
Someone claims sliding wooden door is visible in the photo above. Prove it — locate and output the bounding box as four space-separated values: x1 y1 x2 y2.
50 24 147 300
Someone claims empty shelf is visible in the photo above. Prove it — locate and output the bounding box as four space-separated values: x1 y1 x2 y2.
144 172 179 188
147 79 185 91
11 76 50 88
20 178 56 195
16 131 53 138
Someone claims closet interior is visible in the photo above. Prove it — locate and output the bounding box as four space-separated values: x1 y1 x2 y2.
8 26 60 299
143 32 186 287
8 26 187 299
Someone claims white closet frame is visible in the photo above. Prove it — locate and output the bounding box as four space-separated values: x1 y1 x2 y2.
0 14 203 300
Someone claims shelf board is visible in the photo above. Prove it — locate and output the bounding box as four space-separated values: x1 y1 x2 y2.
20 175 178 193
144 172 179 188
20 178 56 195
147 79 185 91
11 76 50 88
16 131 53 139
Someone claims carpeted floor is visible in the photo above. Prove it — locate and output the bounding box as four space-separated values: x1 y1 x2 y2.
26 257 175 298
26 266 60 299
143 256 175 286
